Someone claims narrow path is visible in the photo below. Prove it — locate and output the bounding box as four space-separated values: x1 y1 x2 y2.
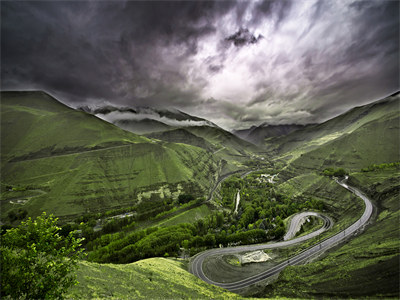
190 177 373 291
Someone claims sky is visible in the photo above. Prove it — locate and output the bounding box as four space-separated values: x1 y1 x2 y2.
1 0 399 130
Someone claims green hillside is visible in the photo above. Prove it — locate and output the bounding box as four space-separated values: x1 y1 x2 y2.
1 91 148 160
1 92 219 221
185 126 257 153
266 92 400 161
290 111 399 172
66 258 241 299
146 128 216 152
114 118 172 135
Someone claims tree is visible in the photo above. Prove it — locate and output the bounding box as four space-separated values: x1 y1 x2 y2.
0 212 84 299
178 194 194 204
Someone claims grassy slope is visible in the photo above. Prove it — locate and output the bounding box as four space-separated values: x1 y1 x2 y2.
257 168 399 299
290 112 399 172
1 92 219 220
146 128 216 152
66 258 241 299
185 125 258 156
267 92 399 161
156 204 213 227
114 118 171 135
1 91 148 160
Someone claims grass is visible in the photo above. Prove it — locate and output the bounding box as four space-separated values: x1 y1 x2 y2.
156 204 212 227
266 92 399 161
1 92 220 221
294 216 324 238
66 258 241 299
290 112 399 172
1 142 218 221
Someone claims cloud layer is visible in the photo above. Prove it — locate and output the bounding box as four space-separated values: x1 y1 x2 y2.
1 0 399 129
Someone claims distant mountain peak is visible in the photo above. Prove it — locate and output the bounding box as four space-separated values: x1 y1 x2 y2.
78 104 217 135
233 123 308 145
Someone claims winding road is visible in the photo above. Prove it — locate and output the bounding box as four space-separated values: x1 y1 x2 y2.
283 211 328 241
190 177 373 291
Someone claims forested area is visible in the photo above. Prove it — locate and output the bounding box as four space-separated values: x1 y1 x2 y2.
82 171 324 264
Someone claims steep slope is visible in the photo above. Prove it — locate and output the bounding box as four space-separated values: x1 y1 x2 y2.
1 92 219 220
290 110 399 172
1 91 148 160
80 105 217 135
267 92 400 159
114 118 171 135
146 128 216 152
233 124 306 145
184 125 258 156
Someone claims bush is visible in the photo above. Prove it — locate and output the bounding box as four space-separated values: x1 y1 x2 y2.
0 212 84 299
322 168 348 177
178 194 195 204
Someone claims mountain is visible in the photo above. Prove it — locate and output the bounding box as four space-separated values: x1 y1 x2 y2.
184 125 259 156
146 128 216 152
79 105 217 135
290 108 399 171
1 91 147 160
267 91 400 163
233 124 307 145
1 91 220 221
79 104 259 161
114 118 171 135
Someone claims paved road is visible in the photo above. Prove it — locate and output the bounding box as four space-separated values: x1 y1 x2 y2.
190 177 373 291
283 211 329 241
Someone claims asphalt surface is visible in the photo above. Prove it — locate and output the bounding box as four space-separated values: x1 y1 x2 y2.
283 211 326 241
190 177 373 291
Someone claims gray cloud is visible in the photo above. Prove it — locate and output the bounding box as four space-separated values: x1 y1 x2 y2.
1 0 398 130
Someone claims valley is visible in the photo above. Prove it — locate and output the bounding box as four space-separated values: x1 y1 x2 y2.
1 91 399 299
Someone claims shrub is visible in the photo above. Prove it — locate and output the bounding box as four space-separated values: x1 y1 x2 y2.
0 212 84 299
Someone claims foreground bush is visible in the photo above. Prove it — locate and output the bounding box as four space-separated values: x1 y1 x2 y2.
0 212 84 299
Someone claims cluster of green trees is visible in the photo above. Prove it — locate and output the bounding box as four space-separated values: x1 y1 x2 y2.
361 162 399 172
85 170 324 264
322 167 348 177
86 217 271 264
178 193 195 204
219 173 324 237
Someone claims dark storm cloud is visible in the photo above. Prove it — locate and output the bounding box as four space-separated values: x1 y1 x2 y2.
226 28 263 47
1 0 399 130
1 0 234 105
